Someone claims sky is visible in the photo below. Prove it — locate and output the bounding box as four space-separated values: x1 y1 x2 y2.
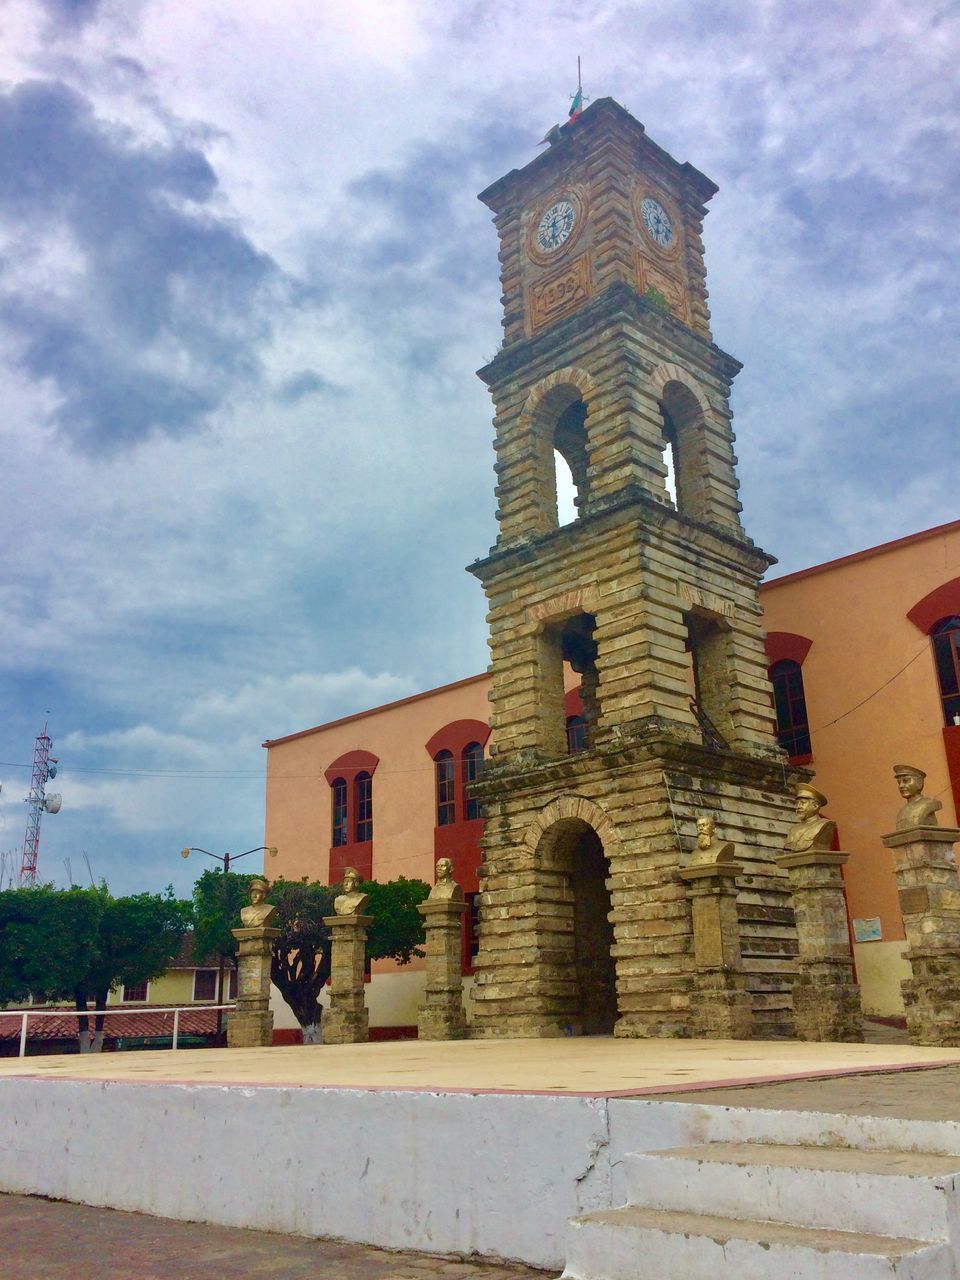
0 0 957 897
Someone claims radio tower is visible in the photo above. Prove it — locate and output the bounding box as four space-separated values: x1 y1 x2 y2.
20 724 61 887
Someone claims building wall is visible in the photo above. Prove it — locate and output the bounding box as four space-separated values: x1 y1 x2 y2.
263 522 960 1023
760 521 960 1015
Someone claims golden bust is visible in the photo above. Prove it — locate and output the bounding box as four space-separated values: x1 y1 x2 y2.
894 764 942 830
334 867 370 916
688 814 736 867
240 879 278 927
784 784 836 852
428 857 463 901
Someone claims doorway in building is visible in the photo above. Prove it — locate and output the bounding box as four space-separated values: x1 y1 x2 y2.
538 817 618 1034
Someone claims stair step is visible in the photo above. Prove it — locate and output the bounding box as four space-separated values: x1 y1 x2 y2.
563 1206 952 1280
623 1143 960 1238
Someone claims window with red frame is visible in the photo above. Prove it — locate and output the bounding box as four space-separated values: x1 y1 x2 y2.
770 659 812 760
435 750 456 825
355 771 373 843
932 617 960 726
331 777 348 847
463 742 484 820
122 980 148 1002
566 714 587 753
193 969 217 1001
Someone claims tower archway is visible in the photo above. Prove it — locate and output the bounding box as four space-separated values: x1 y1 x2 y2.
535 815 617 1034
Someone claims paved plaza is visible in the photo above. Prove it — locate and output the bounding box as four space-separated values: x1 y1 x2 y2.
0 1193 552 1280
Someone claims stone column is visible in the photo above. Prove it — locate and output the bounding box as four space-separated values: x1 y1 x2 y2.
776 850 862 1042
679 862 753 1039
881 825 960 1046
417 898 469 1039
227 925 280 1048
322 913 371 1044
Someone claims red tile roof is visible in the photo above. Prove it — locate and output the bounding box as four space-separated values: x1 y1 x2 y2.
0 1005 222 1040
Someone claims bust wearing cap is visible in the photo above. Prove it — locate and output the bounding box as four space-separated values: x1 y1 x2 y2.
240 879 278 928
784 784 836 853
893 764 942 830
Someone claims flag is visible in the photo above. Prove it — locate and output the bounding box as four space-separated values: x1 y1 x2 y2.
568 88 583 120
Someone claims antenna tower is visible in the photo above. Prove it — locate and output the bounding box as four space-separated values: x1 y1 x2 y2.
20 724 61 887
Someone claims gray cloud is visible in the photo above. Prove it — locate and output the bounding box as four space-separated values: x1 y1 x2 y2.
0 79 282 452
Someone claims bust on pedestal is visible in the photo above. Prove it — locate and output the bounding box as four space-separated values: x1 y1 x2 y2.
323 868 372 1044
228 879 281 1049
417 859 469 1040
776 785 862 1043
882 764 960 1046
679 815 753 1039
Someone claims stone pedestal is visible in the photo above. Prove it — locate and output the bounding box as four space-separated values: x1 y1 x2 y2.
679 862 753 1039
881 825 960 1046
227 925 280 1048
417 898 469 1040
776 850 862 1042
322 914 371 1044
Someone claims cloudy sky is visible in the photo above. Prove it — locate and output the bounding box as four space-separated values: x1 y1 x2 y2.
0 0 957 897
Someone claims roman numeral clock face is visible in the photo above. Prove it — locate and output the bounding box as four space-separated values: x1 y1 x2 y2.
639 196 673 248
536 200 576 253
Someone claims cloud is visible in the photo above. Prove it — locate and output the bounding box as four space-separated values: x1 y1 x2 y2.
0 78 284 452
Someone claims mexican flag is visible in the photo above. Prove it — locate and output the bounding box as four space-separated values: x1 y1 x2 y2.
568 88 583 120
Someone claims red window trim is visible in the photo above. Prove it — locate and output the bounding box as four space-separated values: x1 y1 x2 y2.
425 721 490 967
325 750 379 882
907 577 960 636
765 631 813 666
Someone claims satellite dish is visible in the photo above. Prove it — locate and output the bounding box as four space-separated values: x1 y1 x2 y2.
46 764 57 780
43 794 62 814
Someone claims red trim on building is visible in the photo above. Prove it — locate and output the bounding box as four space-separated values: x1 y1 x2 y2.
906 577 960 636
565 687 585 717
325 751 379 882
263 673 490 748
763 519 960 591
424 719 490 759
765 631 813 666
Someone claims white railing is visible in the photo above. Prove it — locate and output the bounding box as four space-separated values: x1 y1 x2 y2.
0 1004 237 1056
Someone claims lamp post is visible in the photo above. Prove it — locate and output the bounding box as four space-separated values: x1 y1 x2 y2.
180 845 278 1037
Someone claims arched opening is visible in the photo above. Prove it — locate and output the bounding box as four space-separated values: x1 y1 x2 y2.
932 616 960 726
527 383 591 530
659 382 705 519
560 613 599 751
536 816 617 1034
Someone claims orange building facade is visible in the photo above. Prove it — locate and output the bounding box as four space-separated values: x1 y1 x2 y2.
264 518 960 1027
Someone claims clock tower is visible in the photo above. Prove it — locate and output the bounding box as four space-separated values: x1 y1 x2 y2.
468 98 800 1039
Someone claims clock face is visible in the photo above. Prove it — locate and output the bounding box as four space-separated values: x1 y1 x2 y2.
536 200 576 254
640 196 674 249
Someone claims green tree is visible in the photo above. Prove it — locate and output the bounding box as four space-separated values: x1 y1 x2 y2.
0 885 104 1006
74 888 192 1051
0 884 192 1052
190 870 429 1043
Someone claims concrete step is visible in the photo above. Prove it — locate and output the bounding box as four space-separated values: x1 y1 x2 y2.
562 1205 954 1280
624 1142 960 1239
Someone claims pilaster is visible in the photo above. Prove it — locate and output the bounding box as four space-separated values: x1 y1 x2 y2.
227 924 280 1049
322 914 371 1044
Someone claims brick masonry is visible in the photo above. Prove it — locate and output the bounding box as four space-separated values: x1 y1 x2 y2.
467 98 805 1041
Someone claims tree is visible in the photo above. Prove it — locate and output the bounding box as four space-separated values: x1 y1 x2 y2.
0 885 103 1006
0 884 192 1052
190 870 429 1043
191 868 257 1036
73 888 193 1051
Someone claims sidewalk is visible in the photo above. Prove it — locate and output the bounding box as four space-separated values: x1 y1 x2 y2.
1 1194 553 1280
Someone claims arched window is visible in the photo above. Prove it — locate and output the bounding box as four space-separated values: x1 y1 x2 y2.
770 659 812 760
435 750 456 826
331 778 348 847
566 714 587 753
463 742 484 820
354 771 373 843
932 616 960 726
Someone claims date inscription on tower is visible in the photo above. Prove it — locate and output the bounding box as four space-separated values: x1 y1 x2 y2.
529 253 592 332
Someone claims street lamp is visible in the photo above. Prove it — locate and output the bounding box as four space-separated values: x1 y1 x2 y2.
180 845 278 1036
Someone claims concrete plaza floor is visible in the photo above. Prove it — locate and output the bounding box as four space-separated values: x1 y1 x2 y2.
2 1033 959 1097
0 1193 551 1280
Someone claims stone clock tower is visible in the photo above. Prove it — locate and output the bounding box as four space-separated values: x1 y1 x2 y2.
468 98 800 1039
